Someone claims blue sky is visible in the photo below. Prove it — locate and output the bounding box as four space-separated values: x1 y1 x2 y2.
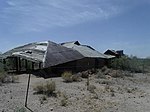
0 0 150 58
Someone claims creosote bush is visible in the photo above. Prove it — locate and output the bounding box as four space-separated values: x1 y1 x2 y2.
33 80 56 96
110 56 143 73
62 71 82 82
0 72 7 83
96 70 106 79
60 92 68 106
0 72 19 84
96 66 112 79
72 74 82 82
62 71 73 82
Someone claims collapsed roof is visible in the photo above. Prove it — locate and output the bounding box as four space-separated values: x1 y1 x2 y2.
3 40 115 69
3 41 48 62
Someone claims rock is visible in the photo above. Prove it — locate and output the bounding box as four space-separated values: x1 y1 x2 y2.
50 108 53 111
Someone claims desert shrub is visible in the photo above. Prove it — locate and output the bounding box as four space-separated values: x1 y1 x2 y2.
0 68 19 84
87 85 96 93
139 58 150 73
110 56 130 70
98 79 112 85
60 97 68 106
33 80 56 96
72 75 82 82
0 72 7 83
39 95 47 104
62 71 82 82
96 66 112 79
11 75 19 83
96 67 109 78
0 61 4 71
110 56 142 73
62 71 73 82
96 70 105 79
110 70 124 78
81 70 90 78
33 83 44 94
45 81 56 96
60 92 68 106
90 68 97 74
122 71 133 77
101 66 107 72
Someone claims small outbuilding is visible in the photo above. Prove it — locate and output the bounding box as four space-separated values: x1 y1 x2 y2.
104 49 124 58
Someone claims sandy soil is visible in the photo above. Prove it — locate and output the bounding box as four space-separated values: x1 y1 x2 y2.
0 73 150 112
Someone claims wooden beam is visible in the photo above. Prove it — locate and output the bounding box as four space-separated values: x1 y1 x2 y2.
32 62 34 70
18 57 21 72
16 57 18 72
39 62 42 69
25 59 28 71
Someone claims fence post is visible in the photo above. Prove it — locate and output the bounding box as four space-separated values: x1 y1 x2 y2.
25 74 31 107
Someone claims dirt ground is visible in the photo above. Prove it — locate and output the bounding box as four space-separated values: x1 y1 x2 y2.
0 72 150 112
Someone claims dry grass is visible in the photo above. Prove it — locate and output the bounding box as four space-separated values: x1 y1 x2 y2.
0 72 7 83
62 71 82 82
11 75 19 83
87 84 96 93
96 70 106 79
72 75 82 82
96 66 133 79
0 72 19 84
60 92 68 106
33 80 56 96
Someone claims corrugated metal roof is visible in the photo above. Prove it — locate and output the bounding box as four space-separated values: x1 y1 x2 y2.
3 41 48 62
3 41 84 68
43 41 84 68
62 42 115 59
12 51 44 62
3 40 115 69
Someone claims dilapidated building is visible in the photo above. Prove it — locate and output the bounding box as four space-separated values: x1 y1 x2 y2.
61 41 114 70
2 41 114 77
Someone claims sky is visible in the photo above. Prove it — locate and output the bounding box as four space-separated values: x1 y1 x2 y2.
0 0 150 58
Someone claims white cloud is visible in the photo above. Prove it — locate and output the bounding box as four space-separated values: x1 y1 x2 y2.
0 0 147 33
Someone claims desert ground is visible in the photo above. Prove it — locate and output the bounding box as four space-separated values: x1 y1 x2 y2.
0 71 150 112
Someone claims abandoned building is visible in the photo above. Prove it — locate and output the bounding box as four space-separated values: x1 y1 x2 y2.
104 49 124 58
2 41 115 77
